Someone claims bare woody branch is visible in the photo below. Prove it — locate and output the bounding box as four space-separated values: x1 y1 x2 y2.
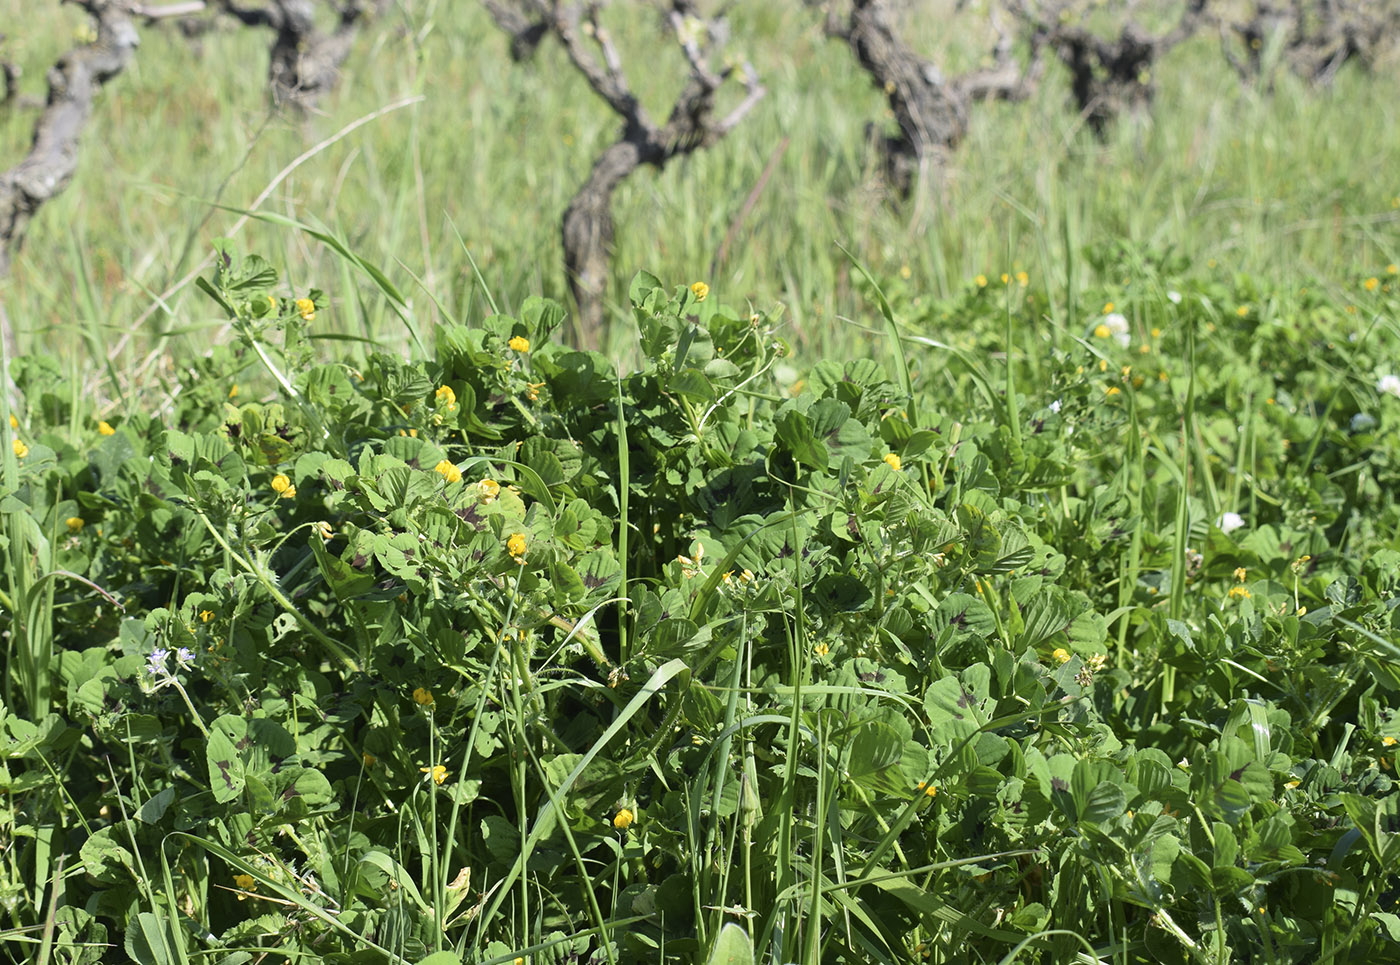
1216 0 1400 89
481 0 549 61
1015 0 1209 137
824 0 1044 197
485 0 764 347
0 1 140 278
215 0 389 111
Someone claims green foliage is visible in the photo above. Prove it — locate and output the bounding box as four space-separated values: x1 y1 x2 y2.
0 247 1398 965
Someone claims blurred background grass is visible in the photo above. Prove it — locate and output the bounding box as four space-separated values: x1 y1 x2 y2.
0 0 1396 384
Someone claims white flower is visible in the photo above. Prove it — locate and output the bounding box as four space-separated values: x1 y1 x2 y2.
1049 399 1062 414
1166 290 1182 304
1378 374 1400 398
1096 312 1131 348
1217 512 1245 534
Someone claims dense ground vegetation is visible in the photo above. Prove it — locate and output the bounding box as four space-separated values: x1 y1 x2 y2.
0 2 1398 964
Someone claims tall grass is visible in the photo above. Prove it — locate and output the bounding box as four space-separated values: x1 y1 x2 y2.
0 1 1396 383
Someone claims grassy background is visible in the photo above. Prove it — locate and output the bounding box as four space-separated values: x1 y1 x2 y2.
0 0 1397 377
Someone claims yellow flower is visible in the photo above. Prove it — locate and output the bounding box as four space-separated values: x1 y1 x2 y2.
1387 264 1398 275
199 609 213 623
526 380 545 402
420 765 448 785
1364 277 1380 293
295 297 316 320
1016 271 1029 287
1104 386 1121 396
6 414 15 428
362 752 377 767
1228 585 1252 600
434 459 462 484
313 520 333 541
1052 648 1072 664
1000 273 1010 284
1087 654 1108 672
228 384 239 400
915 781 937 798
435 385 457 410
1236 305 1249 317
12 439 27 459
612 808 635 830
899 264 912 279
233 873 256 892
1094 323 1111 338
508 335 530 353
97 419 115 436
814 642 830 657
413 687 435 706
478 478 500 502
1233 567 1248 583
883 452 902 472
507 532 528 561
271 474 291 494
66 516 84 533
1102 302 1115 314
690 281 710 301
974 274 988 288
1382 736 1397 747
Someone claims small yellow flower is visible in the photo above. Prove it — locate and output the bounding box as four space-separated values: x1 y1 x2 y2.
1364 277 1380 293
1387 264 1398 275
974 274 988 288
915 781 937 798
66 516 84 533
1382 736 1397 747
1000 273 1010 284
814 642 830 658
1087 654 1108 672
95 419 116 437
7 414 15 428
413 687 435 706
899 264 912 279
199 609 214 623
1094 323 1111 338
478 478 500 502
690 281 710 301
1052 648 1072 664
362 752 376 767
1233 567 1248 583
1228 585 1252 600
271 474 291 494
507 532 528 562
1236 305 1249 317
420 765 448 785
1104 386 1121 396
11 439 28 459
883 452 902 472
1099 359 1109 372
435 385 457 410
612 808 635 830
740 568 755 583
228 384 239 400
233 873 256 892
1102 302 1115 314
295 297 316 320
313 520 333 541
434 459 462 484
526 380 545 402
508 335 530 353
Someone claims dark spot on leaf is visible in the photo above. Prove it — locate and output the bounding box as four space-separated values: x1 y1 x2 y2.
1051 777 1069 792
352 553 369 569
